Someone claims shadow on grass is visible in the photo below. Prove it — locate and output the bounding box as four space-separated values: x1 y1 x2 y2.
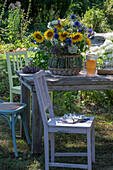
0 99 113 169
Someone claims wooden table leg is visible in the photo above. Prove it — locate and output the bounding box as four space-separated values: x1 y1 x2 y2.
20 83 31 138
31 92 42 154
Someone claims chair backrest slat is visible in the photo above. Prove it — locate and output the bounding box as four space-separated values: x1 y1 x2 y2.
19 55 22 68
33 70 54 126
6 51 28 88
13 55 16 72
16 55 20 70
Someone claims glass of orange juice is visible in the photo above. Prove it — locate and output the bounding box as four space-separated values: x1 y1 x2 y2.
86 54 97 76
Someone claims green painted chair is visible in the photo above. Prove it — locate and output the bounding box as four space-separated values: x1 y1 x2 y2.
6 51 28 102
6 51 53 104
0 99 31 157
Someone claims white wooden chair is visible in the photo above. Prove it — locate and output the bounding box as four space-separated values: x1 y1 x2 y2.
6 51 28 102
33 70 95 170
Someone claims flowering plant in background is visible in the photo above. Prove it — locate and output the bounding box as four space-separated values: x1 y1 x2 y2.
89 32 113 68
32 14 94 57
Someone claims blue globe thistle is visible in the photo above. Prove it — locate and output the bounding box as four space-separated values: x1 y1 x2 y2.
78 29 82 33
58 20 60 24
33 40 38 45
33 40 36 43
90 36 95 40
66 38 72 44
64 45 68 50
82 25 87 32
54 33 59 39
54 28 57 33
87 34 90 38
88 28 93 33
74 21 81 27
70 14 76 19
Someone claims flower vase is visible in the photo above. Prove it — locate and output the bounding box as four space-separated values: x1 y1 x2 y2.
48 55 82 76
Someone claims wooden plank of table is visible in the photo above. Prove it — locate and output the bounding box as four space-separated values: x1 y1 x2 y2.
31 92 42 154
18 74 113 91
20 82 31 139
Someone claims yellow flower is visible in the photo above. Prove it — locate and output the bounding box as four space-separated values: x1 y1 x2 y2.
44 29 54 40
59 32 69 41
87 38 91 46
55 23 63 31
33 31 44 43
61 20 70 26
57 18 61 21
71 33 83 43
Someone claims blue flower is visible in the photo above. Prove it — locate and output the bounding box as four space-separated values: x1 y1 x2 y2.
54 28 57 33
82 25 87 32
54 33 59 39
65 27 67 31
70 14 76 19
58 20 60 24
33 40 36 43
33 40 38 45
87 34 90 38
64 45 68 50
74 21 81 27
88 28 93 33
90 36 94 40
78 29 82 33
66 38 72 44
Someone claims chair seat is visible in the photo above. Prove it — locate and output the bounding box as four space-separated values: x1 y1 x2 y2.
0 103 23 111
48 116 94 128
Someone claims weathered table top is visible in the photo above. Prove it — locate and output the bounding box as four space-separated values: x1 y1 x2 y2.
16 70 113 91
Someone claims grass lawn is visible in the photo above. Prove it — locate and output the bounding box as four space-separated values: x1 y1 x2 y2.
0 97 113 170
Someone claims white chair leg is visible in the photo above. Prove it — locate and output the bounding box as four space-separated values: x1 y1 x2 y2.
92 122 95 163
87 129 92 170
50 132 55 162
44 128 49 170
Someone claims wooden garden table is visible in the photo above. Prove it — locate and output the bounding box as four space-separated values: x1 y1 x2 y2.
16 70 113 154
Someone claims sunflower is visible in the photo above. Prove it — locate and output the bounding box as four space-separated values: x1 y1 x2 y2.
44 29 54 40
71 33 83 43
87 38 91 46
59 32 69 41
55 23 63 31
33 31 44 43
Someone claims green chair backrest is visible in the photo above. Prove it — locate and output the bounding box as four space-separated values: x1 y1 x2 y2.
6 51 28 88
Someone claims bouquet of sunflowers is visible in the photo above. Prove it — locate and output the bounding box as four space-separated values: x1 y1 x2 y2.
32 14 94 57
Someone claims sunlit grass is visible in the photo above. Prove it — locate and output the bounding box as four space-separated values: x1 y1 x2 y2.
0 100 113 169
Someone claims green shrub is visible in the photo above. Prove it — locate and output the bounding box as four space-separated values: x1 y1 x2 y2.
33 4 60 32
0 1 31 44
104 0 113 29
82 7 111 33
